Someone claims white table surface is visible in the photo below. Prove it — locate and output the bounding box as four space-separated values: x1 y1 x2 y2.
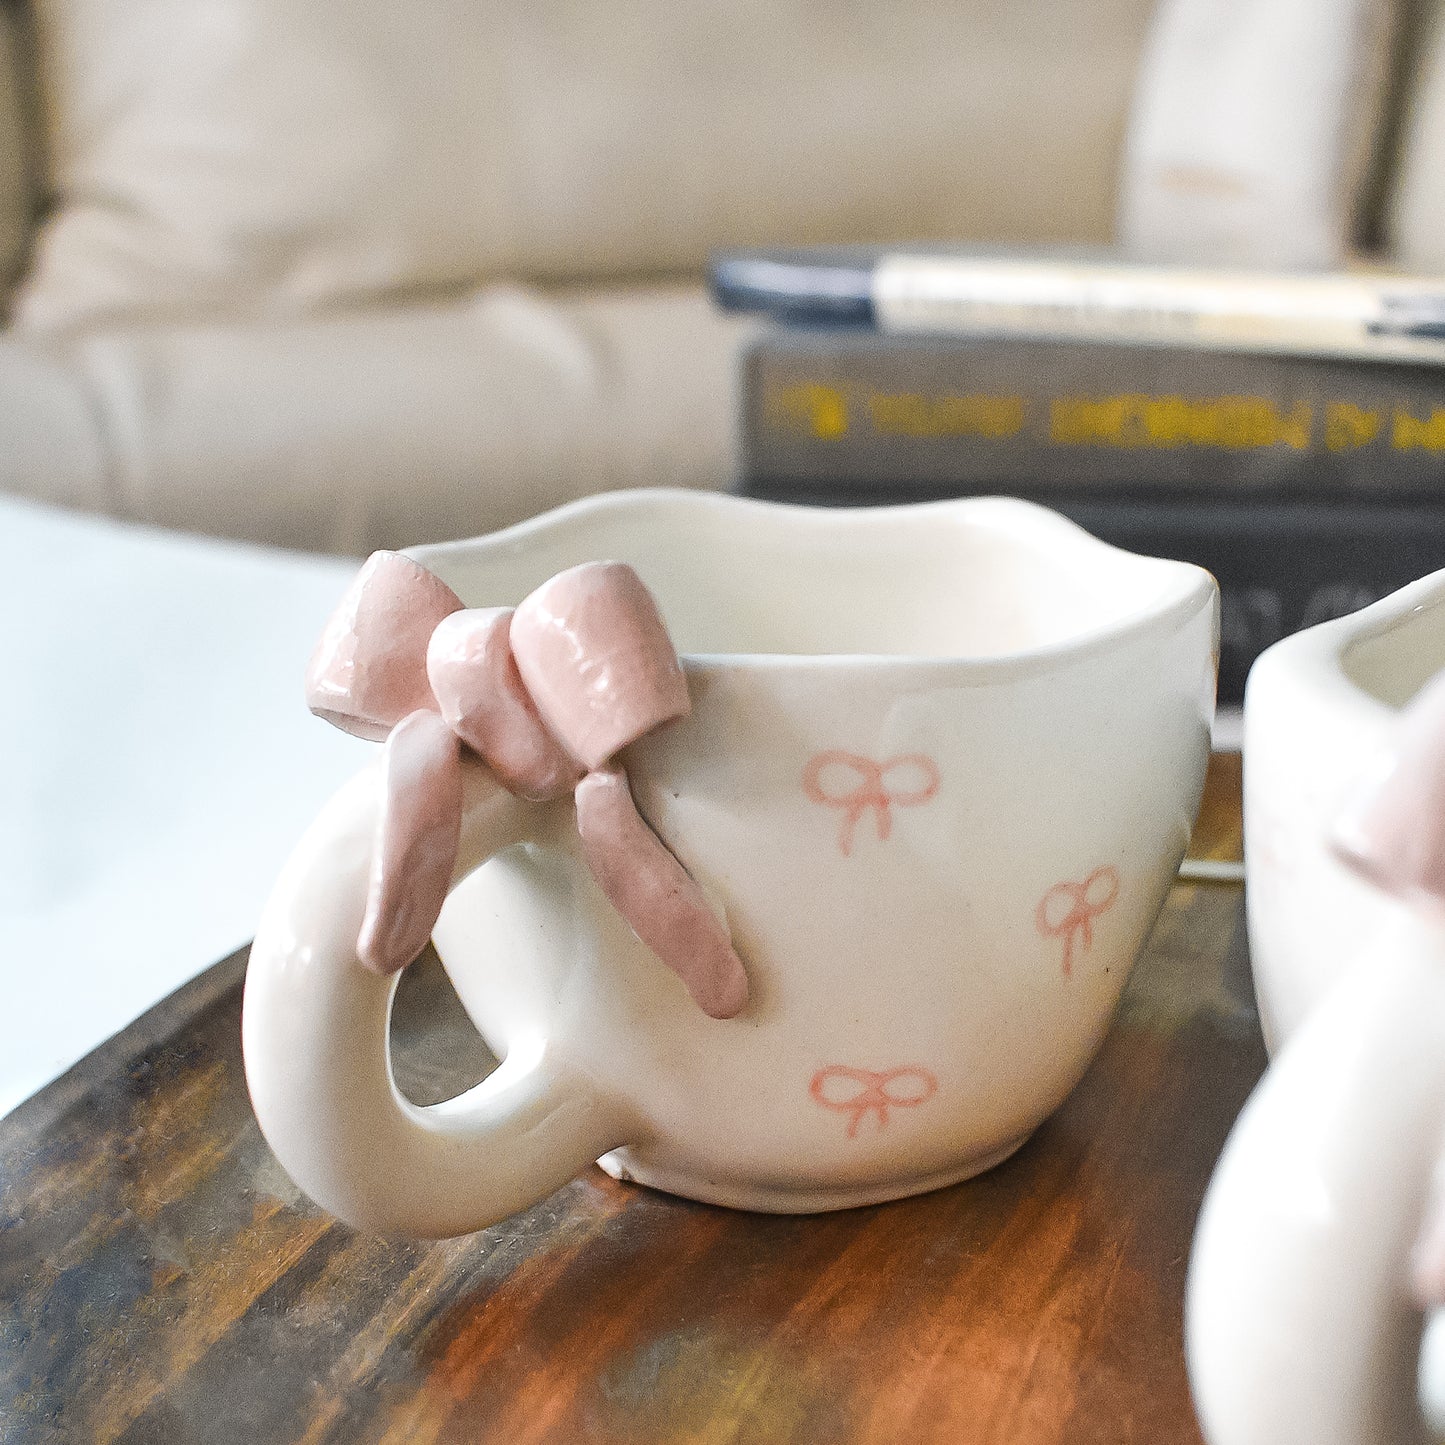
1 498 368 1118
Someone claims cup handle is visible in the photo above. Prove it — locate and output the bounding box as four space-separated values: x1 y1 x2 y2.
1186 919 1445 1445
242 755 637 1238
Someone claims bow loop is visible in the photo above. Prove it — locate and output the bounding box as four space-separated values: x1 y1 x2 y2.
510 562 690 769
426 607 579 802
305 551 464 741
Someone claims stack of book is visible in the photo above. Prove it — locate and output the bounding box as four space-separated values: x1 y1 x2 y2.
713 248 1445 703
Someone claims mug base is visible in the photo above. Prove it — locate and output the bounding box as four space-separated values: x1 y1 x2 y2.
595 1132 1034 1214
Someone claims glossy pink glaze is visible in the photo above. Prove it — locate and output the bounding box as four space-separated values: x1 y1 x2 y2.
426 608 581 801
308 552 748 1015
305 552 463 741
511 562 690 770
1333 668 1445 908
357 709 464 974
575 768 749 1020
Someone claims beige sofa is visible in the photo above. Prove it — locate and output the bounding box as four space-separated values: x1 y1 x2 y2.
0 0 1433 555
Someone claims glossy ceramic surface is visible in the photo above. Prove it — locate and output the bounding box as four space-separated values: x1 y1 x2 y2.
1192 573 1445 1445
1244 569 1445 1052
243 490 1216 1238
1188 907 1445 1445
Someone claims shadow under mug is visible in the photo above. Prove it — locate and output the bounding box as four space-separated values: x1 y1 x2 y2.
243 491 1216 1237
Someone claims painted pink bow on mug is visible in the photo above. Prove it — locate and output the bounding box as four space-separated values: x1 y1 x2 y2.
304 551 749 1019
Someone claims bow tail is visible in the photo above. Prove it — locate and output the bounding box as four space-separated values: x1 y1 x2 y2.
575 768 749 1020
358 710 465 974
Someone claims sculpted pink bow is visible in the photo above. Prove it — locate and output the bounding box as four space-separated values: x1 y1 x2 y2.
304 551 749 1019
1330 667 1445 1306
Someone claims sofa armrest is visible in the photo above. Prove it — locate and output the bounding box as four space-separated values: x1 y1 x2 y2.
0 283 754 554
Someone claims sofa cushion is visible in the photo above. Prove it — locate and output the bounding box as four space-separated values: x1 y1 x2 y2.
1119 0 1399 268
0 283 752 553
1386 0 1445 270
14 0 1155 332
0 2 33 299
0 333 110 507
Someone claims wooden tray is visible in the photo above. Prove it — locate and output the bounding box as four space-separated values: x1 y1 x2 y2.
0 755 1260 1444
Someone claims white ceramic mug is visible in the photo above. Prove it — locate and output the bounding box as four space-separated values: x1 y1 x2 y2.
1188 910 1445 1445
1243 569 1445 1052
1190 576 1445 1445
243 490 1216 1237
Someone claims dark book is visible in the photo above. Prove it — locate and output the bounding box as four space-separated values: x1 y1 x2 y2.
741 328 1445 497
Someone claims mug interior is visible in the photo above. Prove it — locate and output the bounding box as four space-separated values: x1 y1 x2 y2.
410 492 1205 661
1341 583 1445 708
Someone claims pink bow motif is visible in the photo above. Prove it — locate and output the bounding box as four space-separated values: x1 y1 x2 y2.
1035 865 1120 978
304 551 749 1019
808 1064 938 1138
801 751 941 857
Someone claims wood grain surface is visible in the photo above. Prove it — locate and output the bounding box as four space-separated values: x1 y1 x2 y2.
0 753 1259 1445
